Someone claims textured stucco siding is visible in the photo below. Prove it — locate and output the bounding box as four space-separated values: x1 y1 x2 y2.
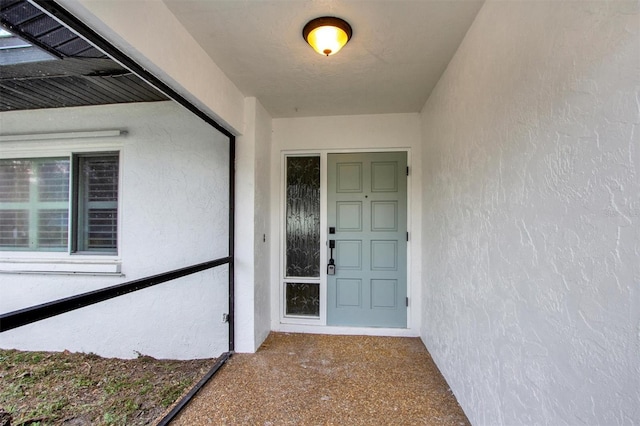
253 99 273 350
420 1 639 424
235 97 273 353
0 101 231 359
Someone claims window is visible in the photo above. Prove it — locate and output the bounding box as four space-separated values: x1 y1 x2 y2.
0 153 119 254
284 155 320 317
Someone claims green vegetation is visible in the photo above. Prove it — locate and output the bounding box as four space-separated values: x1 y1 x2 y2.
0 349 214 425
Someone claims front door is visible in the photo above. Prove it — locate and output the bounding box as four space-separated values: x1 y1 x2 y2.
327 152 407 327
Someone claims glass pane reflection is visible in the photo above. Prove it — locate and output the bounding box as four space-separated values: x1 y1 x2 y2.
286 156 320 277
286 282 320 317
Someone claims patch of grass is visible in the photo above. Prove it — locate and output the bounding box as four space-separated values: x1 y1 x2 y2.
160 379 194 408
1 382 25 400
103 375 130 395
102 411 118 424
0 349 215 425
72 374 96 388
135 374 155 396
26 396 68 420
9 351 44 365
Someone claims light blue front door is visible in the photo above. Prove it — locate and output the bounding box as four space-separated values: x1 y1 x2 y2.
327 152 407 327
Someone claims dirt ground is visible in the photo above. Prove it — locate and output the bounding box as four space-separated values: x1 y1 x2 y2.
0 349 215 426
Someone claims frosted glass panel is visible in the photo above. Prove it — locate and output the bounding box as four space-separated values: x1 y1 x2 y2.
285 282 320 316
286 156 320 277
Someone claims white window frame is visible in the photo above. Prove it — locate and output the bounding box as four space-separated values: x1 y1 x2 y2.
278 148 415 333
0 135 123 275
280 153 325 325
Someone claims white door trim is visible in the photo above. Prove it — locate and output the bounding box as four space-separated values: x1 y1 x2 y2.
276 147 417 336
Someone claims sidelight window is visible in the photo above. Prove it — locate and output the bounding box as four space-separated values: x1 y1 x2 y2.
284 155 320 317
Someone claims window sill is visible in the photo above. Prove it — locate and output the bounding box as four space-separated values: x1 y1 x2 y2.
0 259 121 275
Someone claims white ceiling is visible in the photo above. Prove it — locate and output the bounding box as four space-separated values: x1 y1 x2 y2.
162 0 484 118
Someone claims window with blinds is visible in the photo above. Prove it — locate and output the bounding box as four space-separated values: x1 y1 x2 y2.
0 153 119 254
0 158 69 251
74 155 118 253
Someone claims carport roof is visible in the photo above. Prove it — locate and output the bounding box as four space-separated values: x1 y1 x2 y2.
0 0 168 111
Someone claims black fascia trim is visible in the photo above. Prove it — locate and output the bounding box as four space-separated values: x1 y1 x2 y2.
30 0 235 139
0 257 232 333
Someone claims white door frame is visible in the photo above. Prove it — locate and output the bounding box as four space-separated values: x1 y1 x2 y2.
275 148 418 337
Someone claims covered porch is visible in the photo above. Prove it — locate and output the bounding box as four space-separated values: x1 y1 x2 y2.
1 0 638 424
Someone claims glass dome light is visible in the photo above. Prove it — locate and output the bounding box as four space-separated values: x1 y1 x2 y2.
303 16 352 56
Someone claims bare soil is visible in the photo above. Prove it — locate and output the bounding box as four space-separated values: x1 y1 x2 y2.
0 349 215 426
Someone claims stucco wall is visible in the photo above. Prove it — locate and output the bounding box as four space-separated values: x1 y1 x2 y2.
235 97 273 353
271 113 422 334
0 101 231 359
420 1 640 424
253 100 273 349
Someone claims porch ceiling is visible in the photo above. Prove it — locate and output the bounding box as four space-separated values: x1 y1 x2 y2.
162 0 484 118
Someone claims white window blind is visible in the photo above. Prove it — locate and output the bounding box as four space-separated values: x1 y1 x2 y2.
0 158 69 251
76 155 118 252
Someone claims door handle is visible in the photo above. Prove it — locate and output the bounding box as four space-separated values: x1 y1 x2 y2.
328 239 336 275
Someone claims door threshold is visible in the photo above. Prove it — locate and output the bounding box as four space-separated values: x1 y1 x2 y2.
274 323 419 338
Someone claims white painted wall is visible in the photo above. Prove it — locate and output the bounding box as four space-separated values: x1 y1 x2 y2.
420 1 640 424
0 101 231 360
235 97 272 353
271 113 422 335
252 100 273 350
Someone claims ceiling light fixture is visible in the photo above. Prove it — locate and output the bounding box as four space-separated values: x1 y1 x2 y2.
303 16 352 57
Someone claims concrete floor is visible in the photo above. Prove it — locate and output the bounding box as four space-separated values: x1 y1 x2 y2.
171 332 469 425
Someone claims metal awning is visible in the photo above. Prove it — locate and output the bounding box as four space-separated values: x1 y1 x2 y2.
0 0 168 111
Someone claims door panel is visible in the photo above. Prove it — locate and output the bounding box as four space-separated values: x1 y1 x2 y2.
336 240 362 270
371 240 397 270
371 201 398 231
336 278 362 307
336 201 362 231
371 279 397 308
327 152 407 328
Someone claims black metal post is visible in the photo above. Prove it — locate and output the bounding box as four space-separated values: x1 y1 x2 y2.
228 136 236 352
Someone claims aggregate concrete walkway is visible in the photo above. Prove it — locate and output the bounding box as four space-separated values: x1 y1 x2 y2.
171 333 469 425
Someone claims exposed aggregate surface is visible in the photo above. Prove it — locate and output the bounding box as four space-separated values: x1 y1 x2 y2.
171 333 469 425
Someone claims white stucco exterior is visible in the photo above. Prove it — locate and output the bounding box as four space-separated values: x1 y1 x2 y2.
235 97 273 353
420 1 640 424
0 101 231 359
